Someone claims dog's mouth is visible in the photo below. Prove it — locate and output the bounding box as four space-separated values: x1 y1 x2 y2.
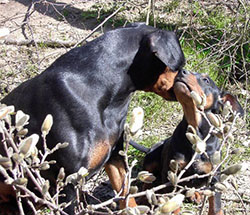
173 79 192 98
173 78 201 128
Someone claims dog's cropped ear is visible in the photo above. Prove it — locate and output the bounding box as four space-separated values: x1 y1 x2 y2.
220 92 244 116
148 30 185 71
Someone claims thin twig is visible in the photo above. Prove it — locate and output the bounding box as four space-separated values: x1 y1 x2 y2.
231 181 248 215
146 0 151 25
4 38 77 48
73 3 126 49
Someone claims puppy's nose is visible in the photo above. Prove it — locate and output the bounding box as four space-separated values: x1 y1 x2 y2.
180 69 190 76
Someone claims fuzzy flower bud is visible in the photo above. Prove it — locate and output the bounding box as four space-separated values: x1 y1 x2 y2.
222 164 243 175
19 134 39 158
160 194 185 213
207 112 222 128
41 114 53 136
190 91 202 106
195 140 206 154
130 107 144 136
137 171 156 184
211 151 221 166
15 110 30 130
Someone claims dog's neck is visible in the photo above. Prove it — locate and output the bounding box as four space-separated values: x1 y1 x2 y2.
172 113 220 157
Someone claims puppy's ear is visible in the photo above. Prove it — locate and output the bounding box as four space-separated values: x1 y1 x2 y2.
220 92 244 116
148 30 185 71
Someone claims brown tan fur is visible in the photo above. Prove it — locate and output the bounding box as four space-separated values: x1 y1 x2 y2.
146 67 178 100
88 140 111 170
104 160 137 208
208 196 224 215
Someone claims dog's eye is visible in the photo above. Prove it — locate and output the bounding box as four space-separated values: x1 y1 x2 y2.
202 77 210 84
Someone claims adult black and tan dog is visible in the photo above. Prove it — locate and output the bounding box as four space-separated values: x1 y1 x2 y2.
0 23 185 212
130 70 243 215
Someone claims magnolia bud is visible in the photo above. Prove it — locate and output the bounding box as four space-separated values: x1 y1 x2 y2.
19 134 39 158
0 157 12 170
222 164 243 175
146 189 154 204
42 180 50 196
17 128 28 137
195 140 206 154
137 171 156 184
213 130 223 139
211 151 221 166
151 193 158 205
186 132 200 145
110 202 117 210
13 178 28 186
200 94 207 110
39 163 50 171
231 177 238 190
123 207 138 215
130 107 144 135
168 171 177 186
57 167 65 181
203 189 214 197
136 205 150 214
119 150 126 156
187 125 197 135
222 101 232 117
12 153 23 163
5 178 14 185
169 159 179 172
182 212 194 215
78 167 88 178
214 182 227 192
41 114 53 136
65 173 78 185
220 174 228 182
0 105 15 119
190 91 202 106
160 194 185 213
223 124 231 135
129 186 138 194
15 110 30 130
158 196 168 204
185 188 196 198
207 112 222 128
57 142 69 149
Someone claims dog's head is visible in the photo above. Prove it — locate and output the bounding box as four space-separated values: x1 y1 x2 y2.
128 29 185 101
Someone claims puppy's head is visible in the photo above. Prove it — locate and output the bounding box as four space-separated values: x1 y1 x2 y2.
173 70 243 128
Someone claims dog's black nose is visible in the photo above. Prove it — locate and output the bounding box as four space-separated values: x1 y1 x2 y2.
180 69 190 76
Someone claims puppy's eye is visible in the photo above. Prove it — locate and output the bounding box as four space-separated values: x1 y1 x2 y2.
202 77 210 84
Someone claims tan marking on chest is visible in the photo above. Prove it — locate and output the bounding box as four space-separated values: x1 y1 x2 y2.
88 140 111 170
196 161 213 174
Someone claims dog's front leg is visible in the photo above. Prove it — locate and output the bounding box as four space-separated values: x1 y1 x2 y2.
104 153 137 209
208 192 223 215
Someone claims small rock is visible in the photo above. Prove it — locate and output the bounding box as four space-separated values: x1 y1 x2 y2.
242 140 250 147
0 27 10 39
